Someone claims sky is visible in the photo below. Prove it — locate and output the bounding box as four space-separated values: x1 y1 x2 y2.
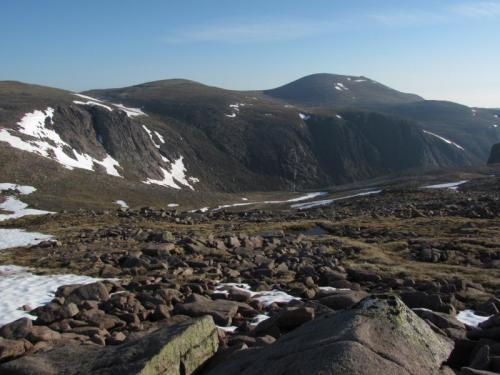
1 0 500 107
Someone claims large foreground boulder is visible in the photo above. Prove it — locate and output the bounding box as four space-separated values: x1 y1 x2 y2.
208 295 454 375
0 315 218 375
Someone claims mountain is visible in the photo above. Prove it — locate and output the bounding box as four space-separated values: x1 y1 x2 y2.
262 74 500 164
263 73 423 108
488 143 500 164
0 76 483 208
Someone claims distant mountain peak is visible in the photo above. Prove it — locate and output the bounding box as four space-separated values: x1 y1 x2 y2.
264 73 422 108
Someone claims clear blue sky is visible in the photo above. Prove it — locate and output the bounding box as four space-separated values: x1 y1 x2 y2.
1 0 499 107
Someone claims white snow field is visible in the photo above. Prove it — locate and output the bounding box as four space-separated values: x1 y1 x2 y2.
0 265 101 325
0 229 53 251
0 107 122 177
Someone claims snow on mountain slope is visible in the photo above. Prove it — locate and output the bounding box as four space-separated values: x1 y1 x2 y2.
423 130 465 151
0 107 122 176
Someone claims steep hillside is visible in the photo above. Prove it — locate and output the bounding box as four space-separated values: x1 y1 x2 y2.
262 74 499 164
87 80 470 187
488 143 500 164
0 78 475 208
379 101 500 162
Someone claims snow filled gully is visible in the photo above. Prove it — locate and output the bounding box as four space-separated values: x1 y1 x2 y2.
0 183 102 325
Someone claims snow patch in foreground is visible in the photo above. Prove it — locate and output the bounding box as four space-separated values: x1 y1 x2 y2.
291 190 382 210
456 310 491 327
216 283 299 307
299 113 310 121
0 265 101 325
0 229 53 250
422 180 468 191
423 130 465 151
0 107 122 177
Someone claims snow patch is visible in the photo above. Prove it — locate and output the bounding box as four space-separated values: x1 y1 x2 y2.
214 192 327 211
423 130 465 151
112 103 147 118
0 265 102 325
73 100 113 112
114 200 128 209
299 113 310 121
0 197 53 222
73 93 104 102
0 183 36 195
216 283 299 307
291 190 382 210
0 107 122 177
0 229 53 251
422 180 468 191
167 203 179 208
456 310 491 327
334 82 349 91
336 114 342 119
190 207 209 213
143 156 198 190
142 125 163 149
225 103 245 118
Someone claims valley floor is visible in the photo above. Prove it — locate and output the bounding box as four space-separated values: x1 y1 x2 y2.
0 168 499 373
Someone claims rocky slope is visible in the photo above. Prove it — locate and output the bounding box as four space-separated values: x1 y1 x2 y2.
0 172 499 373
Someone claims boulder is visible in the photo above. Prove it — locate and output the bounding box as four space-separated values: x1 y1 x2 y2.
0 338 26 363
319 290 369 310
0 318 33 340
413 308 466 330
207 295 454 375
0 316 218 375
65 283 110 305
174 294 238 325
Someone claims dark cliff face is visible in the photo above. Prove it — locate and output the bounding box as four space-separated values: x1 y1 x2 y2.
488 143 500 164
0 80 476 193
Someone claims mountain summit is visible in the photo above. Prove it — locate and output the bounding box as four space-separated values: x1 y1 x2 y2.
264 73 423 108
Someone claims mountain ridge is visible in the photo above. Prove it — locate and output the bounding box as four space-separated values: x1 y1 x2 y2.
0 74 495 207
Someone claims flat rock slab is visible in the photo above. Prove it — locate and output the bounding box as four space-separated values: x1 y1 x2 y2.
208 295 454 375
0 315 218 375
174 294 238 326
